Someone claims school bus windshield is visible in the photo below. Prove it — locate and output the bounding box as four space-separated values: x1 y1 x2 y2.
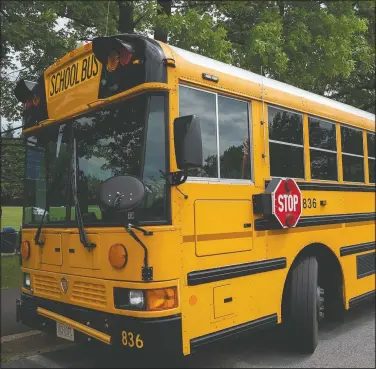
23 92 168 227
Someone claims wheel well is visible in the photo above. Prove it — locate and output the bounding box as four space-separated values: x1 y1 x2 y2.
282 243 344 321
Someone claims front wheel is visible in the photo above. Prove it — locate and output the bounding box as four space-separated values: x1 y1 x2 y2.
287 256 319 354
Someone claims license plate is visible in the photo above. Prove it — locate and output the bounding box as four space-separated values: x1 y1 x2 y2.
56 322 74 342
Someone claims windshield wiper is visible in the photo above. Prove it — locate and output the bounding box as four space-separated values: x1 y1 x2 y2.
34 208 48 246
71 138 96 250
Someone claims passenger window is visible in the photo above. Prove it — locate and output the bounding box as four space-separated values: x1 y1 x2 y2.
179 85 252 181
268 106 304 178
341 126 364 182
218 96 251 180
179 85 217 178
367 132 375 183
308 117 337 181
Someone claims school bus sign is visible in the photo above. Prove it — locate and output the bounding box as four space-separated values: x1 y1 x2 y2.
44 43 102 120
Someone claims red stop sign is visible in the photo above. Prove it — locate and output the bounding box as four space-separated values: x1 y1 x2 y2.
269 178 302 228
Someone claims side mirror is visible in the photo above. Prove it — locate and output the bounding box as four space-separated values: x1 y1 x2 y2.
98 175 145 212
174 115 203 170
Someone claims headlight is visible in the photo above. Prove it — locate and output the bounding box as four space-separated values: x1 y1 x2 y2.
129 290 144 309
114 287 178 311
23 273 31 289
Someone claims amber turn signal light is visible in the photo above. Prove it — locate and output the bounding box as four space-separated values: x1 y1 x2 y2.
21 241 31 260
146 287 178 311
109 244 128 269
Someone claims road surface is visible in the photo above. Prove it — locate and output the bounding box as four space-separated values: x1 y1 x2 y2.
1 299 374 368
1 288 30 337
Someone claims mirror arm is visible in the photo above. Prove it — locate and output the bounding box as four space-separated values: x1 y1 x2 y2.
128 224 153 236
167 170 187 186
167 170 188 199
125 223 153 281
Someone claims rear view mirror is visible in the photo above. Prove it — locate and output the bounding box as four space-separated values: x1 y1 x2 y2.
174 115 203 170
98 175 145 212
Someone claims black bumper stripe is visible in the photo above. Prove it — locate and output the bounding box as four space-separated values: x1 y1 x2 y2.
340 242 375 256
18 293 182 353
349 290 375 309
265 180 375 192
187 258 286 286
255 212 375 231
191 313 277 350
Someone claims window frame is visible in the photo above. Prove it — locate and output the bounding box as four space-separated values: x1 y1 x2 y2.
367 131 375 184
308 116 339 182
340 124 365 184
268 105 305 180
178 84 254 184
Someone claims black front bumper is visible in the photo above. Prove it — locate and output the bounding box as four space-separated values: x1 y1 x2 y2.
17 293 182 355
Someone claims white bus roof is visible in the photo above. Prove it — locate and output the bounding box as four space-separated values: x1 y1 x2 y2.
170 45 375 122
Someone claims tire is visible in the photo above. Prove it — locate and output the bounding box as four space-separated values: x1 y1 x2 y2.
287 256 319 354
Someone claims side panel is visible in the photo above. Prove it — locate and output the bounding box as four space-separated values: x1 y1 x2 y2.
40 234 62 266
194 200 253 256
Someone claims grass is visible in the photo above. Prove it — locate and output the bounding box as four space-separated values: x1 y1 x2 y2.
1 207 22 230
0 255 22 289
1 205 102 231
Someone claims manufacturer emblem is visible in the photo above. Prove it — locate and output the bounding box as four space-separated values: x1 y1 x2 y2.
60 277 69 293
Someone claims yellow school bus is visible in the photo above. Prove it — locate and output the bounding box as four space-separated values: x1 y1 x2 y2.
15 33 375 356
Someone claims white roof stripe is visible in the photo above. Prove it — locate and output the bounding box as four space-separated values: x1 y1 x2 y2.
170 45 375 122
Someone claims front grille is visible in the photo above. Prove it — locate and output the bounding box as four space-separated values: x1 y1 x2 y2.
71 281 107 307
34 275 61 298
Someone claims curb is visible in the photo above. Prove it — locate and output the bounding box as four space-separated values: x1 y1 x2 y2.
1 253 18 257
1 331 41 343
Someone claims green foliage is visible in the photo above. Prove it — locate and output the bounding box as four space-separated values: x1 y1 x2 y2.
1 138 25 204
217 0 374 108
0 0 374 127
163 8 232 63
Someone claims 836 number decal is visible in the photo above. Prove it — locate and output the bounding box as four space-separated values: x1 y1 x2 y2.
303 198 317 209
121 331 144 349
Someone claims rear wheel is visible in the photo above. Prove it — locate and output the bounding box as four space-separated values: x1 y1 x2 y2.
287 256 319 354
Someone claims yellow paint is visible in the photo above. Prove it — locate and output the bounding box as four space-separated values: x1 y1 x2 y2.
37 307 111 345
20 37 375 358
213 285 234 319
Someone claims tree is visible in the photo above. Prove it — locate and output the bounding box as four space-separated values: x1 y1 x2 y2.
1 0 230 120
215 1 375 111
154 0 172 43
1 0 375 119
1 137 25 205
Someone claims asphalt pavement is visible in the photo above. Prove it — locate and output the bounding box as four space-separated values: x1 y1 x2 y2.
1 288 31 337
1 299 374 368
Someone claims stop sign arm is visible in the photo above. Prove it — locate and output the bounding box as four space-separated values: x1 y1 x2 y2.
252 178 282 216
